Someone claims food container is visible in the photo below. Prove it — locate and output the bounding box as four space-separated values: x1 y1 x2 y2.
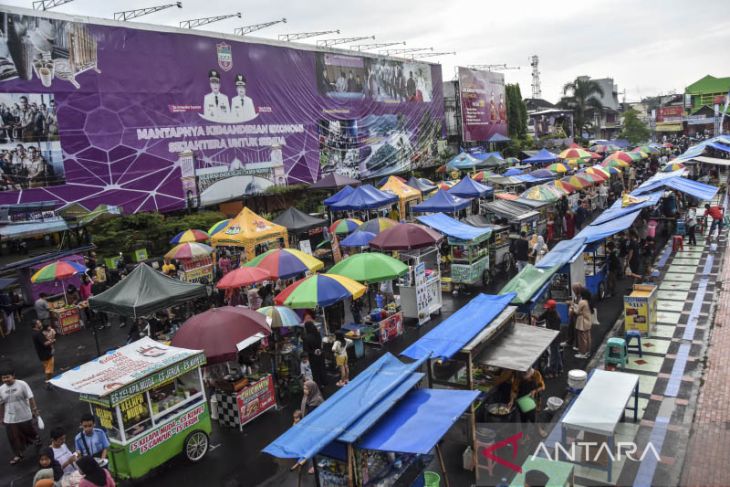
568 369 587 390
546 396 564 411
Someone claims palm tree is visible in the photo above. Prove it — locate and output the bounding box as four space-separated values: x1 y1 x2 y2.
558 77 605 138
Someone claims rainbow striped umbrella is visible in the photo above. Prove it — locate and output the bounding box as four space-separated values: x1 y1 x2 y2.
590 144 620 154
275 273 366 309
165 242 214 260
564 175 593 189
472 171 494 182
601 164 622 175
547 163 569 174
31 260 87 283
208 219 230 236
554 180 577 194
437 180 458 190
586 166 611 179
521 184 560 202
602 158 630 169
580 169 607 182
244 248 324 279
605 151 634 164
636 145 660 155
559 148 592 161
662 162 685 172
257 306 302 328
358 217 398 234
627 151 645 162
329 218 363 235
169 229 210 244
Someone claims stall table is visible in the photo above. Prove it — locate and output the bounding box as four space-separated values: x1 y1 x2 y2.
509 457 575 487
49 338 211 480
560 370 639 483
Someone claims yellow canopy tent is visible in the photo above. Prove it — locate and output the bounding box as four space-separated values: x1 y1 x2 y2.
211 207 288 262
380 176 422 220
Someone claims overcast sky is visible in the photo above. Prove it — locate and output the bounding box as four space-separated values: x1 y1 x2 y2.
4 0 729 102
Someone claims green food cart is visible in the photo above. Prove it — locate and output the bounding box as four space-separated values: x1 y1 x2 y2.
50 337 212 480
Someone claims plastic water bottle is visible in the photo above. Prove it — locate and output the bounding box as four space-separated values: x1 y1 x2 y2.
496 478 509 487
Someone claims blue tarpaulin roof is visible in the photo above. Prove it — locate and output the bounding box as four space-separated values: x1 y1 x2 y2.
524 148 557 164
536 237 587 269
448 176 493 198
413 189 472 213
591 191 663 226
488 133 511 143
323 185 355 206
575 210 641 244
0 219 69 239
707 141 730 153
357 388 479 454
446 151 482 170
407 176 438 194
327 184 398 210
514 174 553 184
416 213 491 241
503 168 523 176
401 293 516 361
263 353 424 460
632 176 718 202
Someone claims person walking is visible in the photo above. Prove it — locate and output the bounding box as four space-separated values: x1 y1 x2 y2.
686 205 697 246
0 366 41 465
572 289 593 359
704 203 724 239
31 320 55 388
512 232 530 272
302 321 326 387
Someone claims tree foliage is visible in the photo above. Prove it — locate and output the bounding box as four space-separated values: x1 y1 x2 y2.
619 108 651 144
505 84 528 139
558 77 605 137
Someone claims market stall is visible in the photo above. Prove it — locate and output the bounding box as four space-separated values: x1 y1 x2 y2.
380 175 423 220
406 176 438 194
624 284 658 336
171 307 276 430
211 207 289 264
165 242 215 283
370 223 444 325
326 184 398 220
499 264 559 322
536 238 587 324
264 353 479 487
448 175 494 201
560 369 639 483
30 259 88 335
464 215 512 275
411 189 472 215
417 213 492 288
484 200 540 236
329 252 408 347
49 338 211 480
272 207 327 250
400 293 518 484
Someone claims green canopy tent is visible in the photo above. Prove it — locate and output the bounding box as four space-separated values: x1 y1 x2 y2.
89 263 207 318
499 264 559 305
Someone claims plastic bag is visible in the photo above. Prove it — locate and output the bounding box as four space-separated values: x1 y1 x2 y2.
36 416 45 430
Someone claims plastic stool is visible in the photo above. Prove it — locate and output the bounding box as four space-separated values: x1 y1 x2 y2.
625 330 643 357
605 337 628 368
672 235 684 252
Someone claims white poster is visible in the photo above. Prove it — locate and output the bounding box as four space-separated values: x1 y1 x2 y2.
299 239 313 255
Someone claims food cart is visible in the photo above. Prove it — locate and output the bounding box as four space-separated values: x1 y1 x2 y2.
401 293 554 484
582 241 608 299
264 353 479 487
499 264 559 323
484 199 540 239
624 284 658 335
464 215 512 275
536 238 587 324
417 213 492 288
49 338 211 480
211 207 289 265
49 300 84 334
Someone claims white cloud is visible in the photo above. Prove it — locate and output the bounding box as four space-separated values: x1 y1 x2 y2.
4 0 729 102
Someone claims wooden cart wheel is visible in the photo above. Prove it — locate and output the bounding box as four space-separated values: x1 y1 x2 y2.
183 430 209 462
501 253 513 273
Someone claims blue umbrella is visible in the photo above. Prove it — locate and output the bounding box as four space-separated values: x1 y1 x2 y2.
503 168 523 176
340 230 377 247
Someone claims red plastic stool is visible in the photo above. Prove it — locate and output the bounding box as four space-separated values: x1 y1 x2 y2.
672 235 684 252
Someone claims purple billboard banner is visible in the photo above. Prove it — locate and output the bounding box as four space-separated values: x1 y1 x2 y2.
458 67 507 143
0 7 444 214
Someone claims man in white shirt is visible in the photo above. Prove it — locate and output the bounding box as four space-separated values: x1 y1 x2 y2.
0 368 40 464
203 69 230 121
230 74 256 122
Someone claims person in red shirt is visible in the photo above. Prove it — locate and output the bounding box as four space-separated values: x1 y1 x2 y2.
704 204 724 238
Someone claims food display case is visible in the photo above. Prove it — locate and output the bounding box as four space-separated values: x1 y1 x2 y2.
49 298 84 335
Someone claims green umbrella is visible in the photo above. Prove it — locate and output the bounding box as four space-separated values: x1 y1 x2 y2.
328 253 408 283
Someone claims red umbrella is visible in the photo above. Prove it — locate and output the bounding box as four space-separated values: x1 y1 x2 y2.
216 267 271 289
369 223 443 251
171 307 271 364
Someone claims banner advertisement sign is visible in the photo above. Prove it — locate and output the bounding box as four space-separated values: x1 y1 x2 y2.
0 7 444 214
457 67 508 142
656 106 684 123
236 374 277 427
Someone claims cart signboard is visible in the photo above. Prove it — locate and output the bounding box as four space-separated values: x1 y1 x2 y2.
236 375 277 427
451 254 489 285
56 307 82 335
128 404 207 455
624 284 657 335
415 262 430 325
377 312 404 344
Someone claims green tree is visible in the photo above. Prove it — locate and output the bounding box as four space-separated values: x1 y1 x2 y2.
619 108 651 144
505 84 528 138
558 77 604 137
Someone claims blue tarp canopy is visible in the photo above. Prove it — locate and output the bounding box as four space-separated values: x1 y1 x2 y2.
515 174 554 184
327 184 398 210
412 189 471 213
446 151 482 170
416 213 491 241
523 148 557 164
340 230 376 247
448 176 493 198
323 185 355 206
488 133 511 143
401 293 516 361
407 176 438 194
536 237 587 269
263 353 424 461
503 168 523 176
707 141 730 153
633 176 718 202
357 389 479 454
591 191 663 226
575 210 641 244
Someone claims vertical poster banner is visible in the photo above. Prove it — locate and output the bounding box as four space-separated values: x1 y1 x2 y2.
457 67 508 143
236 374 276 428
414 261 431 326
0 7 445 215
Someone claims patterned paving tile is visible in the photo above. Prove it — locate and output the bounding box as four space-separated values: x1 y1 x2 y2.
625 354 664 373
656 311 683 324
657 300 685 312
657 290 689 301
663 273 696 282
670 258 700 266
640 338 671 355
652 325 676 338
659 281 692 291
667 265 701 274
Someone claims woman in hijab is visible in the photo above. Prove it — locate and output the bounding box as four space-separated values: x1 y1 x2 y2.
32 447 63 486
77 455 115 487
300 380 325 416
302 320 326 387
532 236 547 263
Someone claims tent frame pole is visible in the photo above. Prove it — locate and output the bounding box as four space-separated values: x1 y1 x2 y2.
347 444 355 487
436 443 451 487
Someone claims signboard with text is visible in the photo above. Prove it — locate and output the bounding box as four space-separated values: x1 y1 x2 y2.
457 67 508 142
236 374 277 428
